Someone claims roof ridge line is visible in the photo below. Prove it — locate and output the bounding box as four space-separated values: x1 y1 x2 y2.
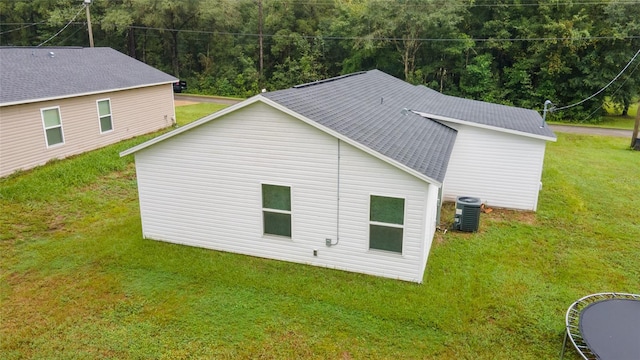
292 71 368 89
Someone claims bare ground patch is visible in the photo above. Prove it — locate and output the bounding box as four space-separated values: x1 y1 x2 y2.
175 100 199 107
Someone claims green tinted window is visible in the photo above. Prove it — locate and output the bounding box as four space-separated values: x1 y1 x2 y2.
263 212 292 237
262 184 291 211
98 100 111 116
100 116 113 132
370 225 403 253
46 128 63 145
42 108 63 146
262 184 291 238
369 195 404 253
42 108 61 127
370 196 404 224
98 100 113 133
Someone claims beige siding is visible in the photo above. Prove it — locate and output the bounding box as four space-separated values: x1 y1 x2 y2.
134 102 436 283
0 84 174 177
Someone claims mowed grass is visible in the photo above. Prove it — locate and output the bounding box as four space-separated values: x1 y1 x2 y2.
1 108 639 358
174 103 229 126
549 101 637 129
600 100 637 129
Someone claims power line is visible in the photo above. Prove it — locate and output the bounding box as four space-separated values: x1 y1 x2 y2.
582 59 640 121
5 21 638 43
125 24 640 43
36 5 86 47
0 21 46 35
4 15 640 43
552 47 640 111
57 25 86 45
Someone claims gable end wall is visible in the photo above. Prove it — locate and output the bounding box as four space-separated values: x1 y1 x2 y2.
134 102 436 283
441 122 547 211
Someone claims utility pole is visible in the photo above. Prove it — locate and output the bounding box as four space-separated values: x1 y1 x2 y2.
632 99 640 150
84 0 94 47
258 0 264 87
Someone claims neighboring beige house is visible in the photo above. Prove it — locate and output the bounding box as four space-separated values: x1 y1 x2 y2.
0 47 177 177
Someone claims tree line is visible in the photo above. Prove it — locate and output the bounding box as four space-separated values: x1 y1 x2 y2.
1 0 639 121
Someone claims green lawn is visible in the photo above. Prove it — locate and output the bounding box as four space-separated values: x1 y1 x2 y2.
598 100 637 129
174 103 229 126
549 100 638 130
598 115 637 130
1 111 639 358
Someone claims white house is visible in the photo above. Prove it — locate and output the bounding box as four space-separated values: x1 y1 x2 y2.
121 70 556 283
410 87 556 211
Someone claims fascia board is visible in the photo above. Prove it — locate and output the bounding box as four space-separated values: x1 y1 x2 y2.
1 81 177 107
413 111 558 142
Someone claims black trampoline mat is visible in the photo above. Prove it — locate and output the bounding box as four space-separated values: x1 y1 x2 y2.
579 298 640 360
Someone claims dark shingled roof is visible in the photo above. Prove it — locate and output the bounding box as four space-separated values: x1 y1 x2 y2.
0 47 177 105
263 70 459 184
412 84 556 138
263 70 555 184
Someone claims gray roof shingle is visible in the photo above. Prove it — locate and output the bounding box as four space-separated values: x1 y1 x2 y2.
412 83 556 138
0 47 177 105
263 70 459 184
263 70 555 184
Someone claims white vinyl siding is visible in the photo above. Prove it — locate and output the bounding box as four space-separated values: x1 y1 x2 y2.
41 106 64 147
441 122 547 211
420 184 439 276
133 101 437 283
97 98 113 133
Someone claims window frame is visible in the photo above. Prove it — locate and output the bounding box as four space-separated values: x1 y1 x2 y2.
368 194 406 254
261 183 292 238
40 106 65 148
96 98 114 134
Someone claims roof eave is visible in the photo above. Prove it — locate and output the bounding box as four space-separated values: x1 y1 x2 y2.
0 80 177 107
414 111 557 142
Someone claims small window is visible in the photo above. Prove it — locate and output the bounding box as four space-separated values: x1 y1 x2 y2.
41 107 64 147
262 184 291 237
97 99 113 133
369 195 405 253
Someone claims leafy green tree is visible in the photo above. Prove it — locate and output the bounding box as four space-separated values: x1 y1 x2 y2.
2 0 637 120
459 53 498 102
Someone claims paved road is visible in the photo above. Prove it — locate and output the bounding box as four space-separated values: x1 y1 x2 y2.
175 94 635 139
549 125 633 138
174 94 242 106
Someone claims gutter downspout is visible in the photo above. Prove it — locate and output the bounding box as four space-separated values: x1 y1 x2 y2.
327 138 341 247
337 139 340 245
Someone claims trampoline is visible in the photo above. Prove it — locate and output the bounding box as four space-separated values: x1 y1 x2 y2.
560 292 640 360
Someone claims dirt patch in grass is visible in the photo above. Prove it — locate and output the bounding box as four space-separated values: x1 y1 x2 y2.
175 100 199 107
482 207 537 225
434 204 537 244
